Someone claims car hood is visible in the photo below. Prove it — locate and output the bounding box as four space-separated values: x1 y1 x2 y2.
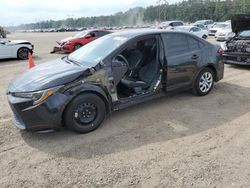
9 58 88 92
9 40 31 45
231 14 250 34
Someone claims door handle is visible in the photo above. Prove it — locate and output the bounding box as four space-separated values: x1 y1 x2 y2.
191 54 199 59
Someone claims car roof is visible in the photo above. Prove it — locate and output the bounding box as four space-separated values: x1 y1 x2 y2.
108 29 202 39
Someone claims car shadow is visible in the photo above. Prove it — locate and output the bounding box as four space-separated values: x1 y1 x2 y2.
0 58 20 64
21 82 250 160
0 55 41 64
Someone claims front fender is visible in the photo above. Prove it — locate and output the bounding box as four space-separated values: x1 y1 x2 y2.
63 83 112 114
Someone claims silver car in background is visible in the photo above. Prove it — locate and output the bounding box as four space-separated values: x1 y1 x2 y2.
209 22 230 36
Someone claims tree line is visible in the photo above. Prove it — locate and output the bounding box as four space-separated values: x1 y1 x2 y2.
8 0 250 30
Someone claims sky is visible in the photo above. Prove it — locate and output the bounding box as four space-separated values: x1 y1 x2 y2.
0 0 181 26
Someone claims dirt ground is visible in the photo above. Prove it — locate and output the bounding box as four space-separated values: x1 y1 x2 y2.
0 32 250 188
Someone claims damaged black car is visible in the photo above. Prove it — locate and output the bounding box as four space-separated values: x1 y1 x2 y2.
7 30 224 133
223 14 250 65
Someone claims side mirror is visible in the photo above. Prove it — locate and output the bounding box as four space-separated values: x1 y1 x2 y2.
0 41 5 45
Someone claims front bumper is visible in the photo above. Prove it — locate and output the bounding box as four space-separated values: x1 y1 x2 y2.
223 52 250 65
216 36 228 41
7 93 70 132
51 45 72 53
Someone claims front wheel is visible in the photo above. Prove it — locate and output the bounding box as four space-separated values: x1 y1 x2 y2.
17 47 30 60
74 44 82 51
64 93 106 133
192 68 215 96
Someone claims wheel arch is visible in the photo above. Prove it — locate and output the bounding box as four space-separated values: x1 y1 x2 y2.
205 64 218 82
17 46 32 59
61 84 112 123
193 64 217 88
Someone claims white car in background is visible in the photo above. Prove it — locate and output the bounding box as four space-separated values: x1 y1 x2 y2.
0 39 33 60
194 20 214 29
208 22 230 36
158 21 184 30
215 24 235 41
174 26 208 39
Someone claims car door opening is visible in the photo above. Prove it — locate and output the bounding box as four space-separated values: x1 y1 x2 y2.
114 37 160 98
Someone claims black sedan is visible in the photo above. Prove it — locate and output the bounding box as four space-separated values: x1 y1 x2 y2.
7 30 224 133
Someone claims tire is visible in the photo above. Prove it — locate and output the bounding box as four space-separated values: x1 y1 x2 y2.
192 68 215 96
17 47 30 60
74 44 82 51
64 93 106 133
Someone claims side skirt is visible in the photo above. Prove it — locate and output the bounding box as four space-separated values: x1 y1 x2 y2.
113 91 166 111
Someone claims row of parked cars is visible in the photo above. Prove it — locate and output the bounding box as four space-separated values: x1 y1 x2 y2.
157 19 234 41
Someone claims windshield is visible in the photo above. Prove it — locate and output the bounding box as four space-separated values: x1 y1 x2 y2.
73 31 89 38
68 35 129 66
238 30 250 38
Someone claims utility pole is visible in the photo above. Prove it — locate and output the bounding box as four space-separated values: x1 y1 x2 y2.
157 0 168 22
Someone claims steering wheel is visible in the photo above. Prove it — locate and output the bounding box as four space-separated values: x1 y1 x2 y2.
115 54 130 68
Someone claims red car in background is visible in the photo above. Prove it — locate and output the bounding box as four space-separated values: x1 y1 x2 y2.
51 29 112 53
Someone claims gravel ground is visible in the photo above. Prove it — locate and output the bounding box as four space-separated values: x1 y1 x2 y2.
0 32 250 188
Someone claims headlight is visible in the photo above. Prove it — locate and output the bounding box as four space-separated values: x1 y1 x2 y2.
13 86 62 105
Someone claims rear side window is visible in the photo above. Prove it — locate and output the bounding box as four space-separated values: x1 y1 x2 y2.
187 37 200 51
162 33 189 56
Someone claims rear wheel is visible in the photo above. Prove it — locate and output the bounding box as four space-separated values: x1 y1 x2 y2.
64 93 106 133
193 68 215 96
17 47 30 60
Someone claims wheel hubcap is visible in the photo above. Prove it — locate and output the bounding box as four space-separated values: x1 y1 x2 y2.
199 72 213 93
19 49 29 59
74 103 97 125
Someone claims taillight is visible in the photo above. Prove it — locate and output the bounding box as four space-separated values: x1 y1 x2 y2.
217 47 224 55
